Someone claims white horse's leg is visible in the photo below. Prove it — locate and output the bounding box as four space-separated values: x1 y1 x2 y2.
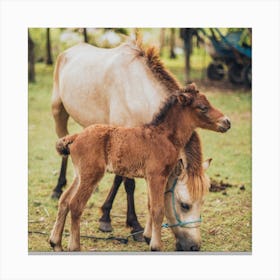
51 97 70 199
124 178 144 241
52 96 69 138
99 175 123 232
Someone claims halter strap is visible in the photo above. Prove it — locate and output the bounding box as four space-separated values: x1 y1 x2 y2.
163 178 202 228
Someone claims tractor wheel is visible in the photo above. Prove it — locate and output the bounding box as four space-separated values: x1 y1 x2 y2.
228 63 244 84
207 63 225 81
242 64 252 88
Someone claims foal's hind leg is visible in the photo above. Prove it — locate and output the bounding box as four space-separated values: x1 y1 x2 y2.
51 99 70 199
68 170 105 251
99 175 123 232
124 178 144 242
49 176 79 251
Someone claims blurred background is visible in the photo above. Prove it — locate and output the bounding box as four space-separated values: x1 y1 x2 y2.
28 28 251 88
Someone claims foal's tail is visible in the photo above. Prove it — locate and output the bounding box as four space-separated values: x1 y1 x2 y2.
56 134 78 156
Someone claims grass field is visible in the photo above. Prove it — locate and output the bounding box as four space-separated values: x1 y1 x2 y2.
28 58 251 252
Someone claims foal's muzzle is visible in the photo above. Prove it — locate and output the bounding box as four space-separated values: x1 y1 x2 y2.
217 116 231 133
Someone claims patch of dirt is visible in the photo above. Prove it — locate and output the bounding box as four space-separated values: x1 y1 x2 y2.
210 179 246 193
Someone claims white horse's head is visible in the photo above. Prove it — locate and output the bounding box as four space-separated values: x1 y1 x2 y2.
164 158 212 251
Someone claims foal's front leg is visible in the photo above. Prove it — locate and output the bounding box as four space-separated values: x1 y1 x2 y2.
147 176 167 251
143 187 152 245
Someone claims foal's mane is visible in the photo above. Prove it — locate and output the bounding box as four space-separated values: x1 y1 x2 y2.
147 94 177 126
146 84 198 127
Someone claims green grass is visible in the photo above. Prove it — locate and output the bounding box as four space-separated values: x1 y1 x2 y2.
28 61 251 252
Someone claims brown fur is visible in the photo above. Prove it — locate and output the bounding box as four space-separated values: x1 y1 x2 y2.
137 44 181 92
50 88 230 251
56 133 78 155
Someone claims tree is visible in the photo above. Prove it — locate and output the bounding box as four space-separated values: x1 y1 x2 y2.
159 28 165 56
83 28 88 43
180 28 197 83
46 28 53 65
169 28 176 59
28 30 35 82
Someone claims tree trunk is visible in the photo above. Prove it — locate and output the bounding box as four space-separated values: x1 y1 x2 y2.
28 30 35 83
83 28 88 43
159 28 165 56
180 28 193 83
169 28 176 59
46 28 53 65
185 43 191 83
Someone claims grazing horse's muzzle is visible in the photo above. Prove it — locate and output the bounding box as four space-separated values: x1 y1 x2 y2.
176 239 201 251
217 116 231 133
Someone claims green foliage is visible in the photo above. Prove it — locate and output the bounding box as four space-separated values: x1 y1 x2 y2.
28 44 251 252
109 28 129 35
28 28 131 60
29 28 64 62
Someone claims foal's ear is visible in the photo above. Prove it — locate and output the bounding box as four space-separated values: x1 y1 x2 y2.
174 159 184 176
202 158 212 170
177 93 193 106
187 82 198 92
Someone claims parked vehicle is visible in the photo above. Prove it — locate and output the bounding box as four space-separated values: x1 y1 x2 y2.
199 28 251 87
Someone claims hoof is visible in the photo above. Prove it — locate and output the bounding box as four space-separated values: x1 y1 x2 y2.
68 245 81 252
99 221 113 232
144 236 151 245
151 246 160 251
131 229 144 242
49 240 62 252
51 190 63 200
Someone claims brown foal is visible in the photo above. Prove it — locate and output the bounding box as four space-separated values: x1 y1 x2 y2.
49 84 230 251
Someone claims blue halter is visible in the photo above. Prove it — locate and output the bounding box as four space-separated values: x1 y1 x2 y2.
162 178 202 228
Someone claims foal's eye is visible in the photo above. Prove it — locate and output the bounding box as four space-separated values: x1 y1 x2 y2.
198 106 208 113
180 203 191 211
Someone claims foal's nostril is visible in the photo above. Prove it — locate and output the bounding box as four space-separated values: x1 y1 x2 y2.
190 245 200 251
225 118 231 128
217 117 231 133
222 117 231 129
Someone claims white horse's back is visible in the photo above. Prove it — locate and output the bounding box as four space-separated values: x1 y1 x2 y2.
52 42 167 129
